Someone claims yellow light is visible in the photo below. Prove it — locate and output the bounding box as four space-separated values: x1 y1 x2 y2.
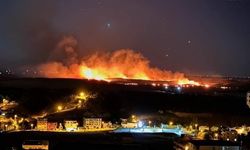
185 146 189 150
14 114 17 118
148 120 152 124
80 92 84 97
195 123 198 128
169 121 173 126
57 105 62 111
132 115 135 119
78 91 88 100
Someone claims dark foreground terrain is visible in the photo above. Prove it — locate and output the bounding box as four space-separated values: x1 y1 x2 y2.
0 77 250 125
0 131 177 150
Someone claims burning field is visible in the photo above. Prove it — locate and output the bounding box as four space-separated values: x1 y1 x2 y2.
37 36 206 86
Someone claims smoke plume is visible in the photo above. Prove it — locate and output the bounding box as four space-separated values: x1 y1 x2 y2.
38 36 189 82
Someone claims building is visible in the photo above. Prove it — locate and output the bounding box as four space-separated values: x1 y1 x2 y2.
121 122 137 128
47 122 57 131
247 92 250 108
22 140 49 150
83 118 102 129
221 130 238 141
175 140 241 150
198 126 209 132
102 121 112 128
36 119 48 131
64 120 78 131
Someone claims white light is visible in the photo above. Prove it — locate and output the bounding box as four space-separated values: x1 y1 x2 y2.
234 138 237 142
2 112 5 116
176 86 181 91
137 121 143 128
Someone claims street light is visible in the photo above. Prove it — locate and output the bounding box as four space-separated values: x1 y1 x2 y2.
57 105 62 111
169 121 173 126
78 91 87 100
195 123 198 129
14 114 17 118
214 133 218 139
80 92 84 97
148 120 152 126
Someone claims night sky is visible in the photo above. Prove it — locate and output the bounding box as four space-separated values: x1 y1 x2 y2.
0 0 250 76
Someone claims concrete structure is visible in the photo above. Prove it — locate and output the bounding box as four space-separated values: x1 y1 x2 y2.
36 119 48 131
247 92 250 108
64 120 78 131
83 118 102 129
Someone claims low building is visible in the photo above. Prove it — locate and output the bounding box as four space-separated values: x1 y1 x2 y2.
198 126 209 132
83 118 102 129
37 119 48 131
102 121 112 128
121 122 137 128
64 120 78 131
47 122 57 131
221 130 238 142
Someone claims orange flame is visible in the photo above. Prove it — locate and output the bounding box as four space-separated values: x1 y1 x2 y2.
37 36 207 86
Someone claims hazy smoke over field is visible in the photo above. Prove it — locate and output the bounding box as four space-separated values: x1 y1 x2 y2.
38 36 189 82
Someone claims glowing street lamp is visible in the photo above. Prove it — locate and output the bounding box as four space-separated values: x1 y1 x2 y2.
78 91 87 100
14 114 17 118
148 120 152 125
80 92 84 97
214 133 218 139
195 123 198 129
137 121 143 128
5 124 8 130
57 105 62 111
169 121 173 126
